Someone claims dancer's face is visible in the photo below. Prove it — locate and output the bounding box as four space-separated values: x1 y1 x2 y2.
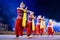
48 22 52 26
37 19 41 23
20 3 25 8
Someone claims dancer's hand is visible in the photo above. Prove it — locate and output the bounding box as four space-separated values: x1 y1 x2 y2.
24 7 28 13
25 7 28 10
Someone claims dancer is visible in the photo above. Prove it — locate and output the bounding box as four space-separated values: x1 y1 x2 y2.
40 16 46 36
35 15 41 36
26 12 35 38
47 19 54 36
15 2 27 37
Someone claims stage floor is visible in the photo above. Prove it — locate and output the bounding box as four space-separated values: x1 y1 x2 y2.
0 35 60 40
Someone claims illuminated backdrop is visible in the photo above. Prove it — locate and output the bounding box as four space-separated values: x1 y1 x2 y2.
0 0 60 32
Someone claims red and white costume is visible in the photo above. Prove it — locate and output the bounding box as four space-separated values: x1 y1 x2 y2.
40 18 46 35
26 14 32 36
47 19 54 35
35 15 41 35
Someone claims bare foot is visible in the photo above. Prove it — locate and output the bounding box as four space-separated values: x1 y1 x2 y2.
27 36 32 39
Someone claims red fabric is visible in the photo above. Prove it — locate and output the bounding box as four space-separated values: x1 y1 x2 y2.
47 27 54 35
15 18 23 36
14 8 24 36
17 9 24 15
40 28 44 34
26 21 32 35
15 9 24 36
35 24 40 35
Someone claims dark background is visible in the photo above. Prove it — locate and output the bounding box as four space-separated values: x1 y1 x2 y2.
0 0 60 31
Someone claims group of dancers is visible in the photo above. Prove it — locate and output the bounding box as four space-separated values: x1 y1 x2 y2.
15 2 54 38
